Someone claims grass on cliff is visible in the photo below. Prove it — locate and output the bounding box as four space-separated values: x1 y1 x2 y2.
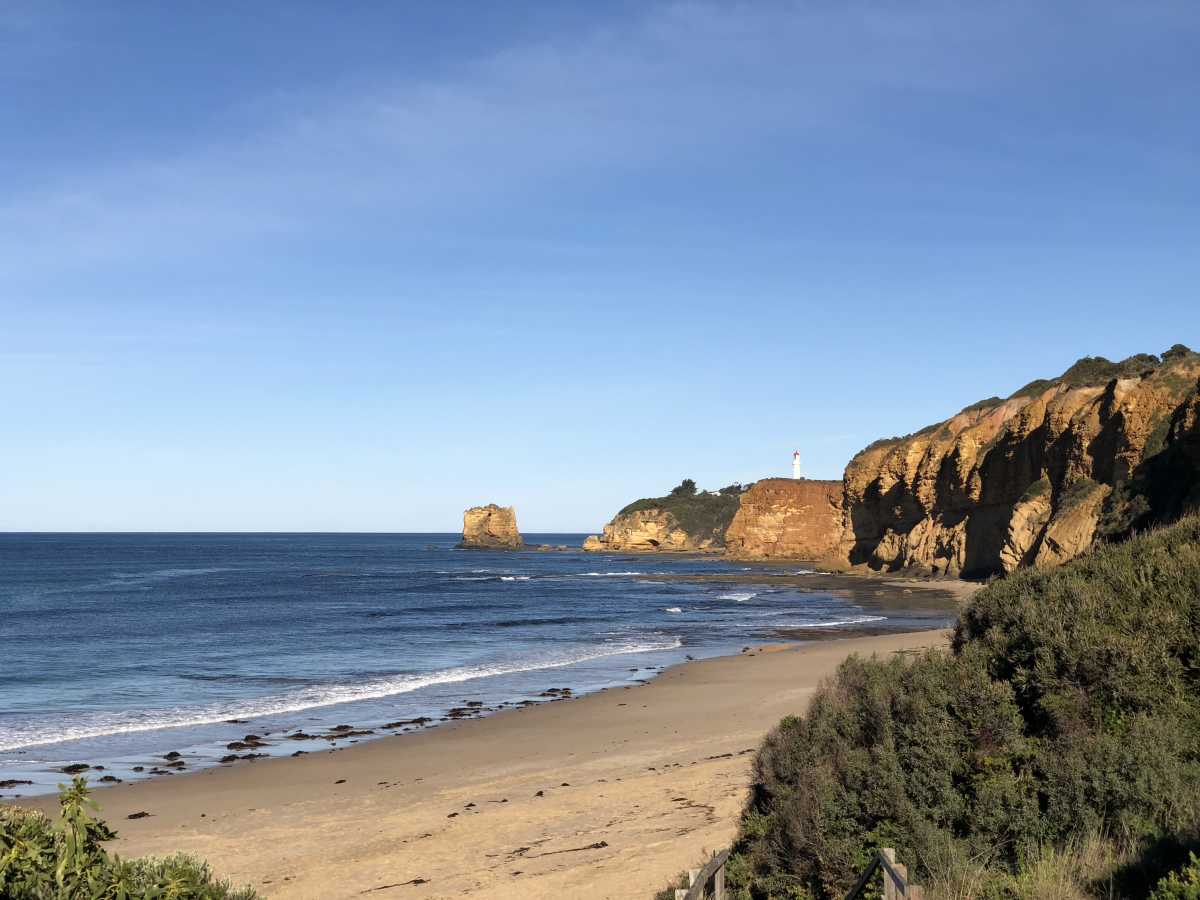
723 513 1200 899
1 778 258 899
619 479 749 545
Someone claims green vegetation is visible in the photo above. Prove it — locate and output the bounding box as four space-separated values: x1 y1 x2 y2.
725 514 1200 899
961 396 1004 414
1010 346 1197 400
619 479 750 545
1057 476 1102 512
0 778 257 899
1152 854 1200 899
1020 475 1051 503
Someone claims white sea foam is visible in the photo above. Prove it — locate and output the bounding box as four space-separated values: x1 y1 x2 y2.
731 614 886 628
664 607 683 613
500 576 531 581
717 591 758 602
0 638 682 753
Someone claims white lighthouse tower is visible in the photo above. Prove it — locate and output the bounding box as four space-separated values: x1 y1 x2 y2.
792 450 802 480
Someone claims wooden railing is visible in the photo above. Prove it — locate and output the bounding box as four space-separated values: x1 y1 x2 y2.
844 847 924 900
670 845 920 900
675 848 731 900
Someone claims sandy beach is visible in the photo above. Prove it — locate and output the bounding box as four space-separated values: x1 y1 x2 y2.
20 629 950 899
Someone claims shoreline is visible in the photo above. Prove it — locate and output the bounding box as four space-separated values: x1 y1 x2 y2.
14 629 950 899
1 569 971 800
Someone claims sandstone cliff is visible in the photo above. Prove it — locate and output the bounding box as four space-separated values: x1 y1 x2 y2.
583 347 1200 576
724 479 844 560
583 481 747 552
460 504 524 550
843 347 1200 576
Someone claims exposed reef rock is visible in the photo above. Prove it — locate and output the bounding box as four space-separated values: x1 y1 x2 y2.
459 504 524 550
843 347 1200 577
583 480 747 552
724 479 844 560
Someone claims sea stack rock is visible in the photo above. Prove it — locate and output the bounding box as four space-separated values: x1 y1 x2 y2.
460 504 525 550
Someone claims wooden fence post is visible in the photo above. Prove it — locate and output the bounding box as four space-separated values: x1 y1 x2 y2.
882 849 897 900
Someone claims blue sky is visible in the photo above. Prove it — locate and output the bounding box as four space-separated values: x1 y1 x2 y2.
3 1 1198 532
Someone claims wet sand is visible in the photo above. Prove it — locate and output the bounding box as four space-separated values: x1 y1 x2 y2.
17 630 950 899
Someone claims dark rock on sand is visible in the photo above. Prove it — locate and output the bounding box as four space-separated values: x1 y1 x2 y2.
60 764 90 774
382 717 432 728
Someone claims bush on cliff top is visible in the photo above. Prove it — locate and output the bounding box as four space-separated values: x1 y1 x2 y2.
726 514 1200 899
619 479 749 545
0 778 257 899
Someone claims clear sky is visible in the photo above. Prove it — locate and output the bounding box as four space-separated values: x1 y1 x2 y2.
3 1 1198 532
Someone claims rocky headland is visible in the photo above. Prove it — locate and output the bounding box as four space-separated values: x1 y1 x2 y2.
585 346 1200 577
459 504 524 550
582 480 747 552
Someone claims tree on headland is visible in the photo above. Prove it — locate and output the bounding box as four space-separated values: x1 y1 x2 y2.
669 478 697 497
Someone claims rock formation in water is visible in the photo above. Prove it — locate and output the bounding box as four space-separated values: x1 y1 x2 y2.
460 504 524 550
583 480 747 552
842 346 1200 576
724 478 844 560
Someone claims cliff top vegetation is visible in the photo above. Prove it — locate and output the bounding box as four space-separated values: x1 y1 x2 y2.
619 479 751 545
1010 344 1196 399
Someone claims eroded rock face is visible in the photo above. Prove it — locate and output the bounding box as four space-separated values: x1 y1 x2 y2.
460 504 524 550
843 353 1200 576
724 479 844 560
582 508 710 552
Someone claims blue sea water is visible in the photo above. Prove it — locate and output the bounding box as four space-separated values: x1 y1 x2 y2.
0 534 953 796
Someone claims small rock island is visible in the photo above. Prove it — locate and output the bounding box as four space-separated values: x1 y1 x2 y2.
459 504 525 550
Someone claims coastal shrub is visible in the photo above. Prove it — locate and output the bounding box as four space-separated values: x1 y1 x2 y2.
725 514 1200 899
0 777 257 899
1151 853 1200 899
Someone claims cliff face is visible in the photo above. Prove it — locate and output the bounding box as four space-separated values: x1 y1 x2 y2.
724 479 844 560
581 349 1199 575
460 504 524 550
843 350 1200 576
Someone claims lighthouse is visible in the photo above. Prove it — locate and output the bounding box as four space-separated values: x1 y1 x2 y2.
792 450 802 479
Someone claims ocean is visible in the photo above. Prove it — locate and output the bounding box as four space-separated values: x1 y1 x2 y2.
0 533 954 797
